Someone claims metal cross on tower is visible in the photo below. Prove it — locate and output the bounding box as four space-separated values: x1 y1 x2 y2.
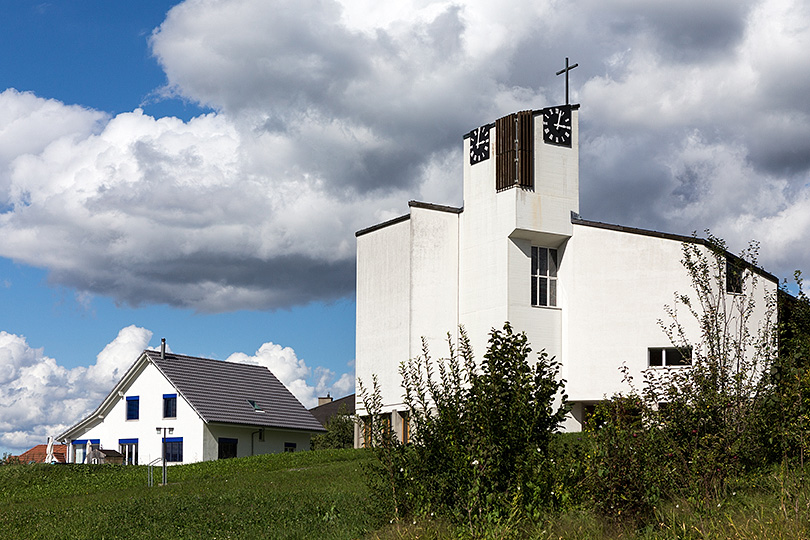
556 57 579 105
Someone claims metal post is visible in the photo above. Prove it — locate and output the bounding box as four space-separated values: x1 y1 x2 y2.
162 428 167 485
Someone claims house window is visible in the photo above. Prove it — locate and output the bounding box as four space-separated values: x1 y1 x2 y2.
163 394 177 418
726 259 743 294
648 347 692 367
119 438 138 465
72 439 100 463
164 437 183 462
218 438 238 459
284 442 297 453
531 247 558 307
126 396 139 420
248 399 264 412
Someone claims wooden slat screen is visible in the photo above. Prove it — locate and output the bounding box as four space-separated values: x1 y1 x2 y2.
495 110 534 191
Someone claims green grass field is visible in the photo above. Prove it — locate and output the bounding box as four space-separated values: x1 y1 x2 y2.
0 448 382 539
3 448 809 539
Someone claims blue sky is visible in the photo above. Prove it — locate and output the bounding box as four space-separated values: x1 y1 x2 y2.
3 0 810 455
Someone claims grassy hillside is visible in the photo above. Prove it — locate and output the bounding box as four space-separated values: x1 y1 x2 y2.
0 448 381 539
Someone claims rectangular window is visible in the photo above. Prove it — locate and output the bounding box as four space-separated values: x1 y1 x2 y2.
164 437 183 462
726 259 743 294
163 394 177 418
72 439 100 464
218 438 238 459
531 246 558 307
284 442 297 453
648 347 692 367
119 438 139 465
126 396 139 420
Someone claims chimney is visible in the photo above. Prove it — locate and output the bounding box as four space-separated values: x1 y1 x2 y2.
161 338 166 360
318 393 333 407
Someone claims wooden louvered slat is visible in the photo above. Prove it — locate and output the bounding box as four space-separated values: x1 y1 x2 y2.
495 110 534 191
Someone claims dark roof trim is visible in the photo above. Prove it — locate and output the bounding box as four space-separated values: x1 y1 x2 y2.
355 213 410 237
408 200 463 214
571 216 778 283
356 201 463 237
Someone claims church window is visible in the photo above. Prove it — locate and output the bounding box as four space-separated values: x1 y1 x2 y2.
648 347 692 367
531 247 558 307
726 259 743 294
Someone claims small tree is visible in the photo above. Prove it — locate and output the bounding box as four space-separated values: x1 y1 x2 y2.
363 322 568 529
311 403 355 450
588 233 780 519
647 233 777 497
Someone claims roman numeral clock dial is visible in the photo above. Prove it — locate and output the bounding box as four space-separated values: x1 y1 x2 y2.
542 105 572 147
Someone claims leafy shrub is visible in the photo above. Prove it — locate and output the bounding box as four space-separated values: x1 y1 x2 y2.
361 323 568 532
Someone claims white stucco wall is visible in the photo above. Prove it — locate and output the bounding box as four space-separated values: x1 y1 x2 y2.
356 219 412 414
563 224 778 427
65 359 203 465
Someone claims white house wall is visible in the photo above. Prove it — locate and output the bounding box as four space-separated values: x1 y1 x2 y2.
202 424 313 459
66 359 203 464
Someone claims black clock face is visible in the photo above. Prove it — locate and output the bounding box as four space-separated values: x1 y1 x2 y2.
469 125 491 165
542 106 572 147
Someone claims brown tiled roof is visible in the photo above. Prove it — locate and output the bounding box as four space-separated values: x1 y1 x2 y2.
15 444 67 464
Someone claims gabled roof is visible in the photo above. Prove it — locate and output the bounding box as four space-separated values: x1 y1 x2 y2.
145 351 324 432
14 444 67 464
308 393 355 427
58 349 324 441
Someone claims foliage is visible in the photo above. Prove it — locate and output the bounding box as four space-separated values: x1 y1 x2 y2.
361 323 568 533
312 403 355 450
759 271 810 465
586 233 783 521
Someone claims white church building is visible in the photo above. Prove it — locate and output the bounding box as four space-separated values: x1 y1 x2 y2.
354 104 778 443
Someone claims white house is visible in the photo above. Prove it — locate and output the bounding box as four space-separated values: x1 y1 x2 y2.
354 104 778 444
58 343 325 464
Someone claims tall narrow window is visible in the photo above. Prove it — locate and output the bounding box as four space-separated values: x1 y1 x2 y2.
163 394 177 418
726 259 743 294
531 247 558 307
126 396 139 420
119 439 138 465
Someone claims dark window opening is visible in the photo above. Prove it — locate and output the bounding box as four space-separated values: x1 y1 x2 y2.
726 259 743 294
532 247 558 307
649 347 692 367
163 394 177 418
284 442 296 453
164 438 183 462
126 396 139 420
218 438 238 459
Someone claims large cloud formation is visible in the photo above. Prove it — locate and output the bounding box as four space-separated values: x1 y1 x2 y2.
2 0 810 313
0 326 348 452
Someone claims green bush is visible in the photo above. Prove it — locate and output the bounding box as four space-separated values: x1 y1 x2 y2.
361 323 568 532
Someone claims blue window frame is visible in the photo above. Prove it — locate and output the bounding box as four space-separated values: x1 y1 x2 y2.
119 438 139 465
163 394 177 418
163 437 183 462
126 396 139 420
